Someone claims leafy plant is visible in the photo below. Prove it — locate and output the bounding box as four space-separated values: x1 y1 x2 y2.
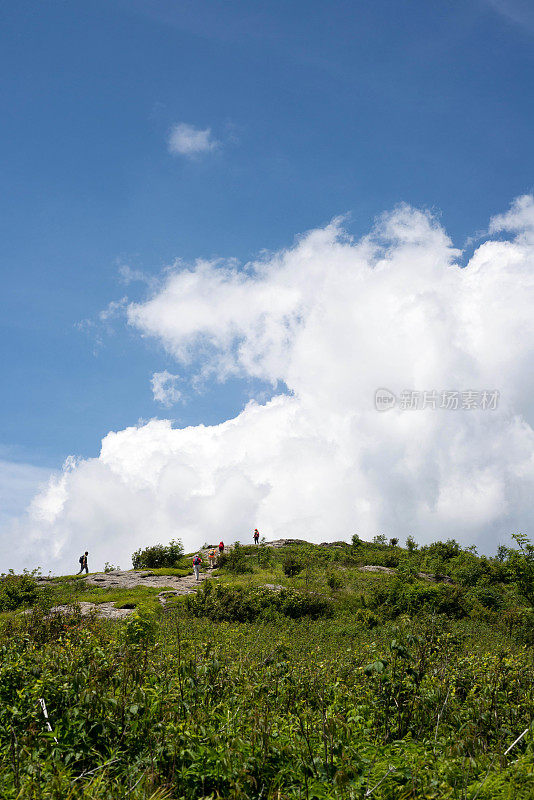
132 539 184 569
508 533 534 606
0 536 532 799
185 582 331 622
0 572 39 611
223 542 253 574
283 554 303 577
327 573 343 591
257 541 273 568
123 605 157 647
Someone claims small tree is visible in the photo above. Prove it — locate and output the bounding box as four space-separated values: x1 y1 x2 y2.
373 534 387 546
405 535 418 553
389 537 399 547
132 539 184 569
351 533 362 550
508 533 534 606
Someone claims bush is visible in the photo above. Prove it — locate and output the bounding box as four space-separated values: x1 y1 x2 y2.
224 542 253 574
277 589 332 620
283 554 303 577
0 572 39 611
185 582 331 622
368 579 467 619
257 542 273 569
354 608 380 628
123 605 157 647
507 533 534 606
132 539 183 569
469 586 505 611
327 573 343 591
383 551 400 568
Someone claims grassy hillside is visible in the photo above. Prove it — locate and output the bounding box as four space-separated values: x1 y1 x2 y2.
0 536 532 799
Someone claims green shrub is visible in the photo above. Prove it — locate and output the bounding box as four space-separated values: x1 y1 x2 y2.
257 542 273 568
383 551 400 568
224 542 253 574
185 582 331 622
123 605 157 647
368 579 467 619
283 554 303 577
0 572 39 611
131 539 183 569
351 533 362 550
354 608 380 628
327 573 343 591
507 533 534 606
469 586 505 611
277 589 332 619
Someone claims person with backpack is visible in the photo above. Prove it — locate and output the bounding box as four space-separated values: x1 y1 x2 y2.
77 551 89 575
253 529 260 545
218 541 225 555
192 553 202 581
208 548 216 569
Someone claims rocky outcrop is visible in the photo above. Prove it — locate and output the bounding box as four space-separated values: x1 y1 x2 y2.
84 569 210 591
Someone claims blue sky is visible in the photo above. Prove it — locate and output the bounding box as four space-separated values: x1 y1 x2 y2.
2 1 534 567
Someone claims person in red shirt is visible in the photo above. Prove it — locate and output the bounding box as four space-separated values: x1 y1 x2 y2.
192 554 202 581
253 529 260 544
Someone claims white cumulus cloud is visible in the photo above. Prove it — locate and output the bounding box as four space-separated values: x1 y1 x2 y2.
167 122 219 157
10 197 534 573
151 370 183 407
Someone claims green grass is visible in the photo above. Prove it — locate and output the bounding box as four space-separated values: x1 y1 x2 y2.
0 537 532 798
145 567 192 577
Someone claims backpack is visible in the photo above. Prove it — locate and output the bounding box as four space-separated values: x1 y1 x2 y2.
193 556 201 565
79 555 84 564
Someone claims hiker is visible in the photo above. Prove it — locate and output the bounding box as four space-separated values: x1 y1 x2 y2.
218 541 225 555
253 528 260 545
208 548 216 569
77 551 89 575
192 553 202 581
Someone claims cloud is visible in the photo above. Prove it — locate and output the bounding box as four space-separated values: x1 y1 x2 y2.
10 197 534 573
151 371 183 407
489 194 534 240
118 264 153 286
0 460 58 567
485 1 534 32
167 123 219 157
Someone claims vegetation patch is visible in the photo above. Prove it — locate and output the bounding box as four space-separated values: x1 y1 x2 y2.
185 581 332 622
0 534 533 798
131 539 184 569
0 572 40 611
